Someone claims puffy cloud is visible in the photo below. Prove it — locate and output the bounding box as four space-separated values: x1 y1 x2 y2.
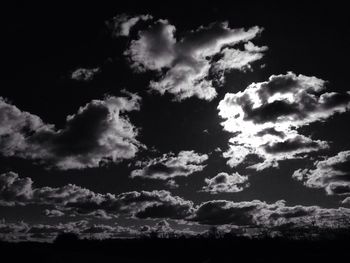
191 199 350 228
107 14 153 37
213 42 268 73
70 67 100 82
218 72 350 170
123 17 264 101
0 172 193 220
130 150 208 182
201 172 249 194
0 93 142 169
293 151 350 202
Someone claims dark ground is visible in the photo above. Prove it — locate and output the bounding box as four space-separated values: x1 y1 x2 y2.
1 234 349 263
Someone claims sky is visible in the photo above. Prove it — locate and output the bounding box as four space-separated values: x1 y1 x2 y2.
1 1 350 241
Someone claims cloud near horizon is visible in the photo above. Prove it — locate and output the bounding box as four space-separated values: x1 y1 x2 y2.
1 171 350 230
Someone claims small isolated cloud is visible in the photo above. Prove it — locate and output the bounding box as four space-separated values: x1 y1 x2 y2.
121 15 264 101
130 150 208 181
218 72 350 170
293 150 350 203
201 172 249 194
44 209 65 217
107 14 153 37
0 93 142 170
70 67 100 82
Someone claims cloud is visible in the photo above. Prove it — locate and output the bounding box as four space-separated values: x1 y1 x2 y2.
123 17 264 101
0 172 193 220
218 72 350 170
342 197 350 205
130 150 208 181
44 209 65 217
107 14 153 37
0 219 139 242
201 172 249 194
191 199 350 227
293 151 350 202
70 67 100 82
0 93 142 169
213 41 268 74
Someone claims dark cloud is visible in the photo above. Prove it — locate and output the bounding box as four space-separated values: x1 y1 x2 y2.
218 72 350 170
201 172 249 194
293 151 350 202
263 135 327 154
122 16 264 100
130 151 208 182
0 93 142 169
0 172 193 220
191 199 350 227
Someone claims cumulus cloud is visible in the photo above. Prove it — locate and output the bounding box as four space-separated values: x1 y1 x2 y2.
70 67 100 82
122 16 264 100
130 150 208 183
107 14 153 37
191 199 350 228
201 172 249 194
218 72 350 170
0 93 142 169
0 172 193 220
293 151 350 203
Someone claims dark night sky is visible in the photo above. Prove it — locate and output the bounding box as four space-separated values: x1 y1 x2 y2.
1 1 350 241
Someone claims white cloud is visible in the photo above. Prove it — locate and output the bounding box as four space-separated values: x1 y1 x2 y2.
108 14 153 37
124 18 264 101
70 67 100 82
293 151 350 200
201 172 249 194
218 72 350 170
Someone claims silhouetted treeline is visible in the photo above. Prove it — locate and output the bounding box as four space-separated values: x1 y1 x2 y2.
1 230 349 263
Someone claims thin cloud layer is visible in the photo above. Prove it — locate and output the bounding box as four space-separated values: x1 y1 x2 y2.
121 16 265 100
0 93 142 169
218 72 350 170
293 150 350 203
0 219 139 242
191 199 350 227
201 172 249 194
131 150 208 182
